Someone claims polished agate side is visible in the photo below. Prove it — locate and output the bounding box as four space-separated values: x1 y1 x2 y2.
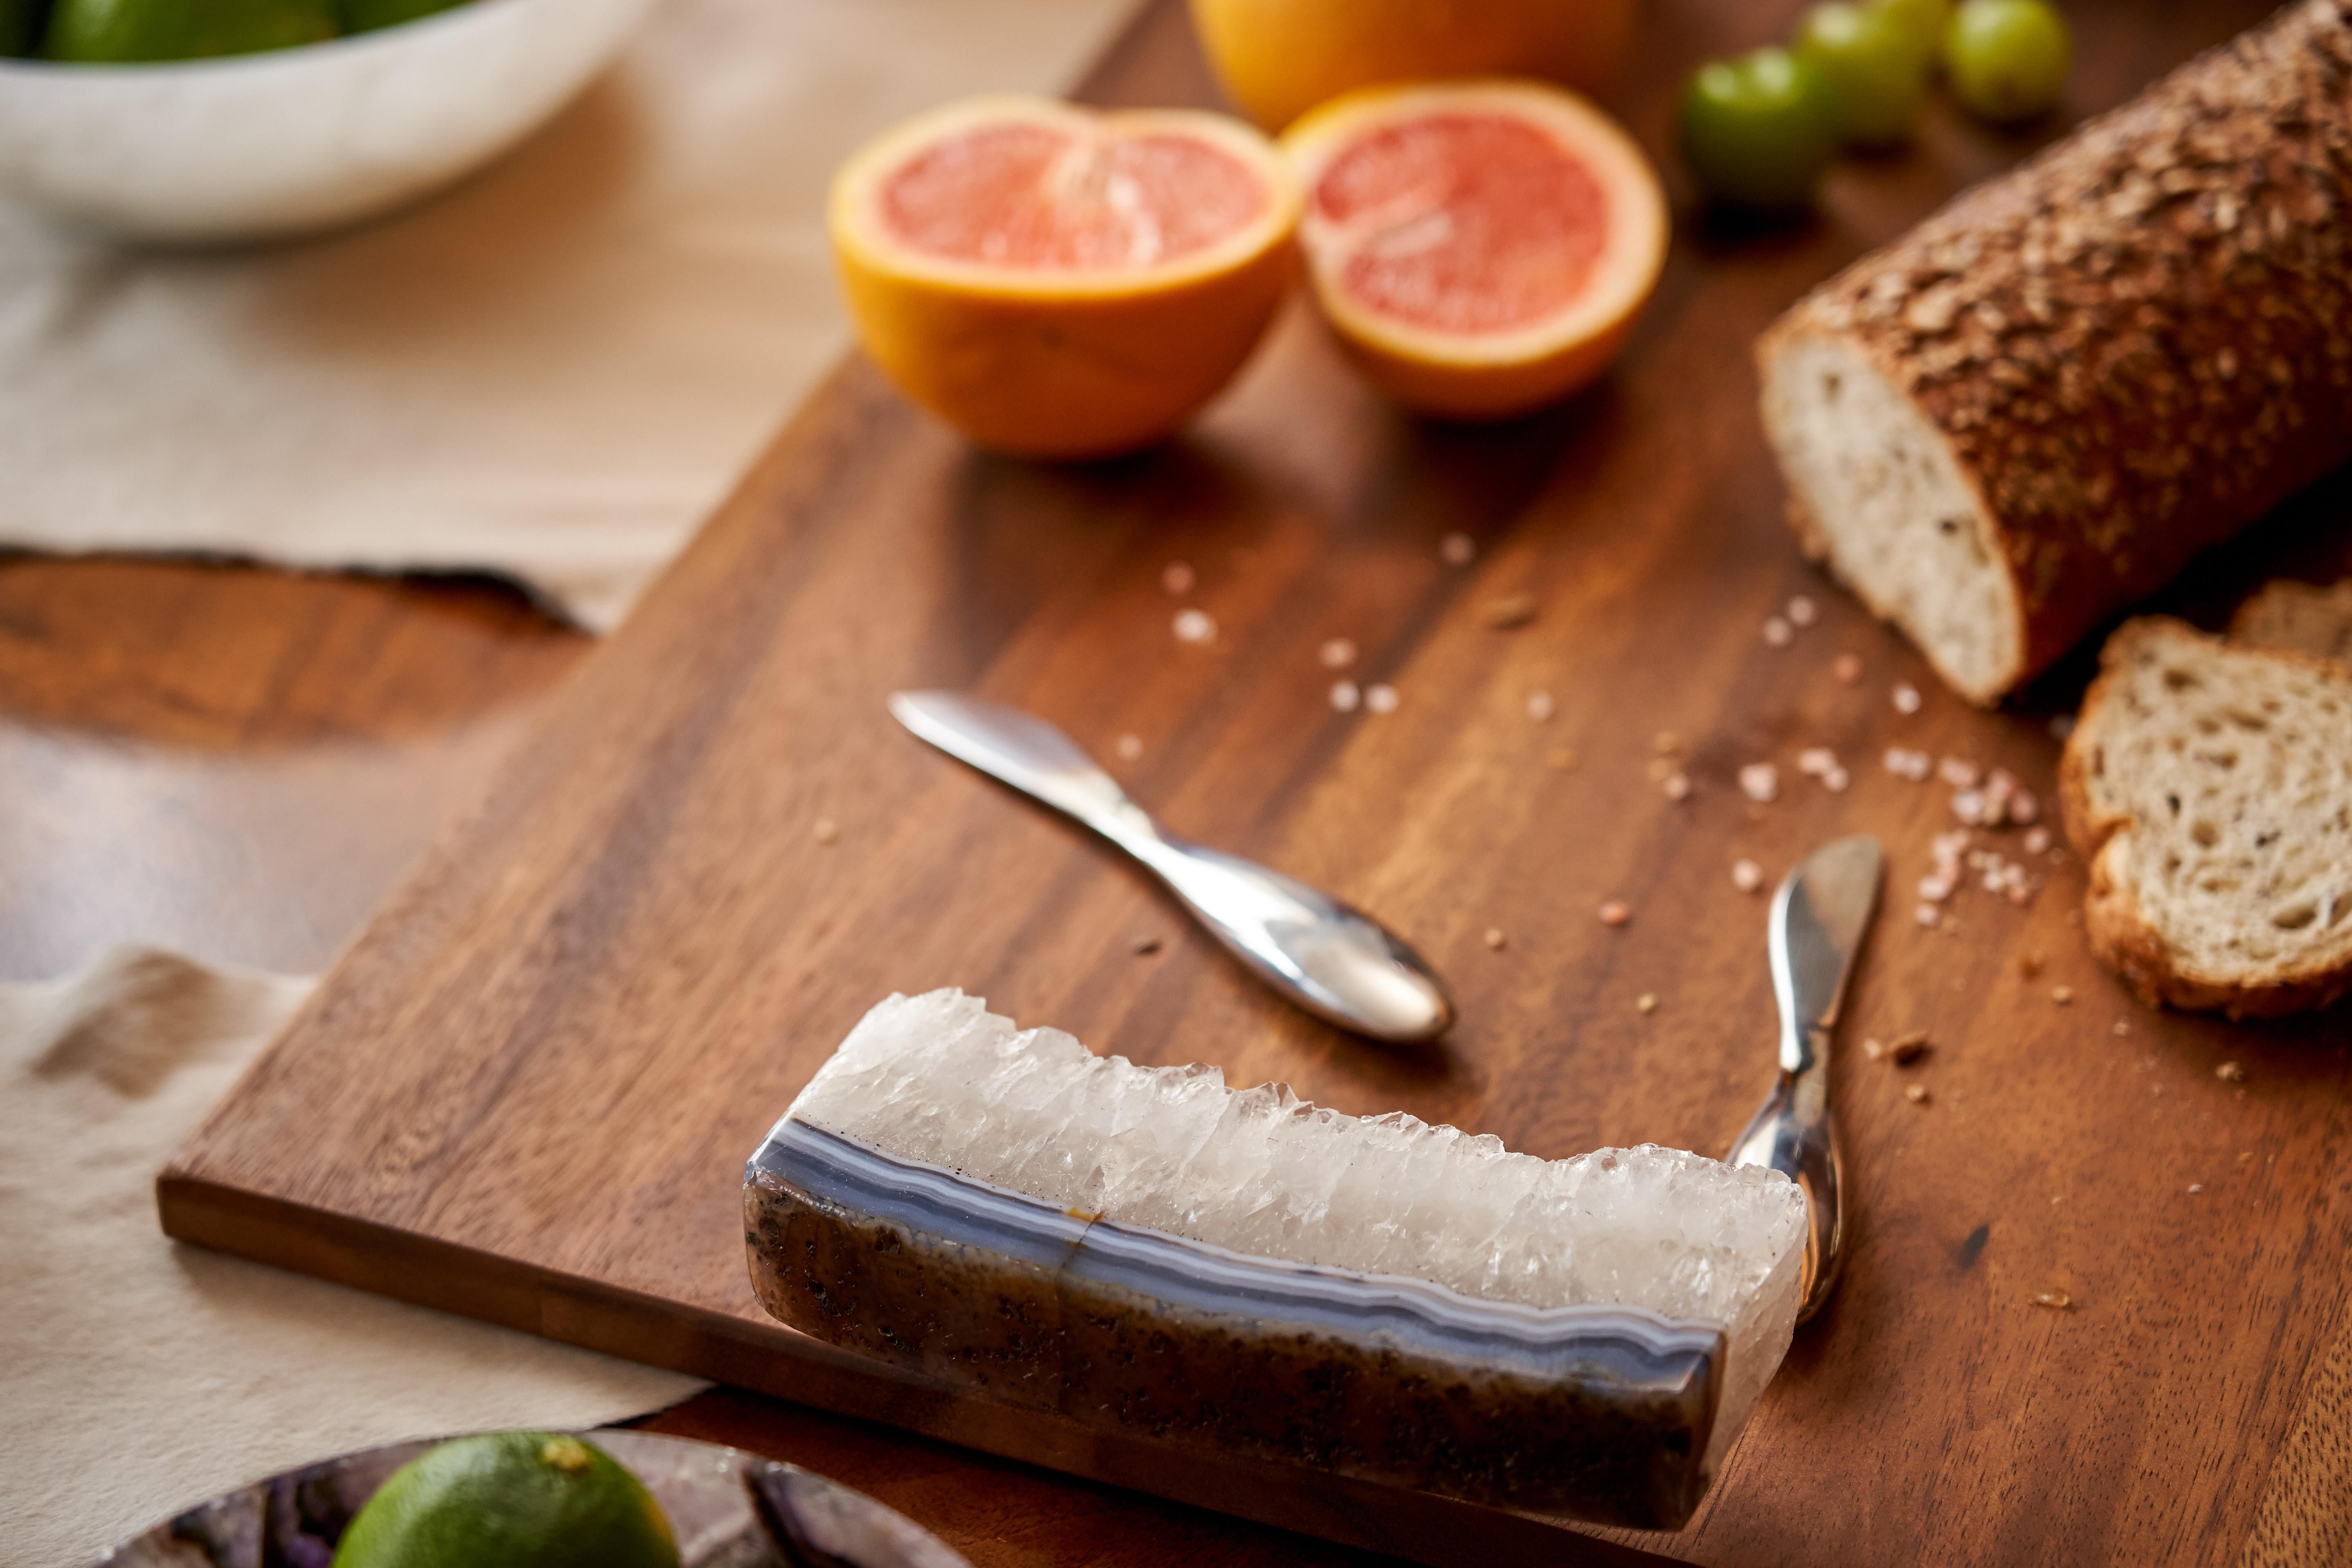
744 1119 1724 1529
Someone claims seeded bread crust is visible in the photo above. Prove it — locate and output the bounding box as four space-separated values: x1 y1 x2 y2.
1759 0 2352 704
2059 618 2352 1018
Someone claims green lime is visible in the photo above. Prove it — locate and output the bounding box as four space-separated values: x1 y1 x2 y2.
337 0 467 34
1866 0 1952 63
333 1432 681 1568
1679 47 1838 211
1795 2 1930 146
1942 0 2070 123
43 0 337 61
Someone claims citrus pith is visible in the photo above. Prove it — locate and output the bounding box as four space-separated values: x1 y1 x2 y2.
829 96 1300 460
1189 0 1634 131
1283 80 1667 420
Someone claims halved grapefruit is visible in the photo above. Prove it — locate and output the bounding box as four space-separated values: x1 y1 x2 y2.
829 97 1300 460
1283 80 1668 420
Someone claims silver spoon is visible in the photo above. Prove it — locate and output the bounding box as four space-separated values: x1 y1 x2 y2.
1725 834 1882 1323
889 691 1455 1043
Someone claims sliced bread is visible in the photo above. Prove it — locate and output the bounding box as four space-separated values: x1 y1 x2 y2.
1758 0 2352 704
2231 578 2352 667
2060 618 2352 1017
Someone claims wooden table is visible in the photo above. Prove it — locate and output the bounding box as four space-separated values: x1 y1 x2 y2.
8 2 2344 1565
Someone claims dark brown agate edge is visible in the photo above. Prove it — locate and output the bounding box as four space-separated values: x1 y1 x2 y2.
743 1120 1724 1530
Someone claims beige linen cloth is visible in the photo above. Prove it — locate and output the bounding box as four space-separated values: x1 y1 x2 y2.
0 0 1133 629
0 947 702 1567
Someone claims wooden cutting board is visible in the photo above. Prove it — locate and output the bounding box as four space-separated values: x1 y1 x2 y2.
162 1 2352 1563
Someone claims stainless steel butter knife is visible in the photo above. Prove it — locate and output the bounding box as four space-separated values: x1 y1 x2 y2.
1726 834 1883 1323
888 690 1455 1043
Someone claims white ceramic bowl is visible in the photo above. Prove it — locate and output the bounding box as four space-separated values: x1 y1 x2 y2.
0 0 660 244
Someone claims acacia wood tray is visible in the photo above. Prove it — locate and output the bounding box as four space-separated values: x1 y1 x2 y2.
162 1 2352 1562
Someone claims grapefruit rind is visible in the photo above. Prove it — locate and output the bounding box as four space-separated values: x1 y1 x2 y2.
1283 80 1667 420
829 97 1301 460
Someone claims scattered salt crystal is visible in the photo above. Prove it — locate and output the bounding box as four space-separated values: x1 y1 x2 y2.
1664 772 1692 801
1483 594 1539 630
1918 873 1955 902
1654 730 1683 755
1115 733 1144 760
1939 757 1983 788
813 818 841 846
2050 714 2077 740
1915 903 1941 928
2112 1019 2131 1037
2216 1061 2246 1083
1637 993 1659 1014
1952 789 1987 824
2189 1183 2205 1195
1483 927 1507 950
1329 681 1361 713
1647 757 1676 782
1763 616 1794 647
1893 683 1923 714
1365 683 1400 714
1319 637 1358 669
2024 826 2053 855
2009 788 2041 826
1174 608 1217 645
1440 531 1476 566
1905 1083 1931 1105
1162 561 1196 595
1732 859 1764 893
1822 766 1851 793
1739 763 1779 802
2031 1291 2073 1310
1598 900 1631 927
1884 747 1932 781
1832 653 1862 684
1787 595 1818 627
1798 747 1837 777
1527 690 1557 722
2052 985 2074 1005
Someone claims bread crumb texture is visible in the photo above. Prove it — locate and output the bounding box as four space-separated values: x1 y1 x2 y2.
1761 1 2352 701
2061 618 2352 1017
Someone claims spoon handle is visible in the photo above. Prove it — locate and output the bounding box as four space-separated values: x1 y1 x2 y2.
887 691 1156 850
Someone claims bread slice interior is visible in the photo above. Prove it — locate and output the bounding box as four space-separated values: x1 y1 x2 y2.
2068 619 2352 1010
2231 578 2352 667
1760 333 2022 703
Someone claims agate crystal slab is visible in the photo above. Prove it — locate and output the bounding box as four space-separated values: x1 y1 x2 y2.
743 991 1807 1530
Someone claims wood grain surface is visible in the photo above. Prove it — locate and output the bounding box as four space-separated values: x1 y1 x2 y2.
154 1 2352 1563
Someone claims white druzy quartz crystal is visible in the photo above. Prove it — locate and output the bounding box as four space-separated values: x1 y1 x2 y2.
784 988 1808 1469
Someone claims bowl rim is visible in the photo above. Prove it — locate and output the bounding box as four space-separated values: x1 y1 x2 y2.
0 0 547 80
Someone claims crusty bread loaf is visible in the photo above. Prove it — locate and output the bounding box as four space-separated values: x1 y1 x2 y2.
1758 1 2352 704
2231 578 2352 666
2059 618 2352 1017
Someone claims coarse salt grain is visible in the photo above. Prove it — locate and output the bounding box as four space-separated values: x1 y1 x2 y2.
1329 681 1361 713
1787 595 1817 627
1732 859 1764 893
2031 1291 2073 1310
1664 772 1692 801
1598 900 1631 927
1483 928 1507 950
1763 616 1794 647
2052 985 2074 1004
1527 690 1557 722
1884 747 1932 781
2024 826 2053 855
1939 757 1983 788
1833 653 1862 684
1174 608 1217 645
1798 747 1837 777
1161 561 1196 595
1915 903 1941 928
1952 789 1987 824
1918 873 1955 902
1365 683 1400 714
1319 637 1358 669
1654 730 1683 755
1904 1083 1931 1105
1115 734 1144 760
2216 1061 2246 1082
2009 788 2041 826
1893 683 1923 714
1739 763 1779 802
1637 993 1658 1014
813 818 841 845
2189 1183 2205 1195
1822 766 1851 793
1440 531 1476 566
